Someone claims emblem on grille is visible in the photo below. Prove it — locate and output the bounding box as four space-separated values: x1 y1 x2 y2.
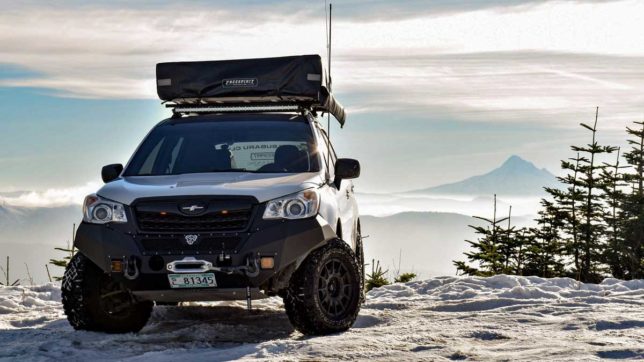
184 234 199 245
178 201 207 215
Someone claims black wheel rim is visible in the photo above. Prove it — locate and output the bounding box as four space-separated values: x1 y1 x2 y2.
98 276 133 317
318 258 354 318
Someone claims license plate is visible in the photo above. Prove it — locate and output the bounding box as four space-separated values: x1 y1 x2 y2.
168 273 217 288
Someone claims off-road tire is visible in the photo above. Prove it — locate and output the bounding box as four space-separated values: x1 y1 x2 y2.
61 253 153 333
284 239 362 335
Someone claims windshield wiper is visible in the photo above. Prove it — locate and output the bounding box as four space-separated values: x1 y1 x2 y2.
209 168 251 172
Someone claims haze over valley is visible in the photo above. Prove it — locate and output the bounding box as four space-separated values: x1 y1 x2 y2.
0 155 552 283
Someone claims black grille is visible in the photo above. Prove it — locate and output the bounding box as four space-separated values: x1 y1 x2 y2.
136 210 251 232
139 235 242 255
133 197 255 233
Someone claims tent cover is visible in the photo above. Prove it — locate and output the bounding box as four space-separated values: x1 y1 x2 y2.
156 54 345 126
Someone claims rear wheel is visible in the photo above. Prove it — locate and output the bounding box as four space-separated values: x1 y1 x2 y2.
284 239 361 335
61 253 153 333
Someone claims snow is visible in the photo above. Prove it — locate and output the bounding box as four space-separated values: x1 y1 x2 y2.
0 276 642 361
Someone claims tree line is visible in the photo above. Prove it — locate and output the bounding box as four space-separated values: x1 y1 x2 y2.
454 108 644 283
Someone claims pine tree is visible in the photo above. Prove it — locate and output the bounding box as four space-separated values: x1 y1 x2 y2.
544 153 584 279
365 259 389 291
599 147 627 278
619 121 644 279
454 195 510 276
498 206 519 274
571 107 616 282
49 224 76 281
511 228 530 275
522 200 566 277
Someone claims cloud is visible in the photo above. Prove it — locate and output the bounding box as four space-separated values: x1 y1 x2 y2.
0 0 643 128
0 182 100 208
8 0 624 21
336 51 644 129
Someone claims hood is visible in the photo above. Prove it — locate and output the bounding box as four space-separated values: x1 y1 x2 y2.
97 172 324 205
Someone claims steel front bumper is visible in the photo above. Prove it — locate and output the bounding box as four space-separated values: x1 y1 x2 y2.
74 215 336 301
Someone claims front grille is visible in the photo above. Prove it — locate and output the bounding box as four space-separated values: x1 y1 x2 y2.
136 209 251 232
133 197 255 233
138 235 242 255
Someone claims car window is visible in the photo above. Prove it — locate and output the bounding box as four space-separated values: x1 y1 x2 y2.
125 120 319 175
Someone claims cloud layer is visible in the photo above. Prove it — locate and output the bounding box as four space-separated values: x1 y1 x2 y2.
0 182 100 208
1 0 643 128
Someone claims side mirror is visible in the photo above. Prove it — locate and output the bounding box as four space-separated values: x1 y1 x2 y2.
102 164 123 183
335 158 360 180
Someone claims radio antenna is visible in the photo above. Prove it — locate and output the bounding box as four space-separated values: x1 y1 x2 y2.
325 1 333 183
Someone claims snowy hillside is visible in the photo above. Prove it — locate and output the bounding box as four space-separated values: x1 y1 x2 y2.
1 275 642 361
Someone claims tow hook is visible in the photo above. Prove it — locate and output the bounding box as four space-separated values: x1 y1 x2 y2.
242 256 260 278
124 257 140 280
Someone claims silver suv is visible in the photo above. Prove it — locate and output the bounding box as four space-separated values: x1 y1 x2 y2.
61 55 364 335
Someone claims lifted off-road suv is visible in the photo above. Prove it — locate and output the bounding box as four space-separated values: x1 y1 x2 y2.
62 55 364 335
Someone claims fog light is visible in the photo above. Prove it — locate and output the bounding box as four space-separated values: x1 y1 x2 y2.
260 257 274 269
111 260 123 272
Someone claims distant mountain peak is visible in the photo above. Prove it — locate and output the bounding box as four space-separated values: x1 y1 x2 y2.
494 155 555 177
502 155 532 167
409 155 558 196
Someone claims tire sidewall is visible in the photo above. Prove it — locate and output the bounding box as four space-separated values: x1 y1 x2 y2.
308 241 362 329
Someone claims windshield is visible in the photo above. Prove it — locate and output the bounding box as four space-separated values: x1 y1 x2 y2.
124 119 319 176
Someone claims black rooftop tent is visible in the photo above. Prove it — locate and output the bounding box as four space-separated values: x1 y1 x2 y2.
156 55 346 126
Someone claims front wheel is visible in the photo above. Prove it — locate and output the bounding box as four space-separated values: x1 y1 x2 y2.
61 253 153 333
284 239 362 335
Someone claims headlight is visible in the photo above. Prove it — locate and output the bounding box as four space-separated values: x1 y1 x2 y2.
263 189 320 220
83 194 128 224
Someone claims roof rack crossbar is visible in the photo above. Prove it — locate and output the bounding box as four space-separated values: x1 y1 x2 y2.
170 104 304 115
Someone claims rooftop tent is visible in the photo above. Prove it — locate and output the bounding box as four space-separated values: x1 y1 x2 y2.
156 55 346 126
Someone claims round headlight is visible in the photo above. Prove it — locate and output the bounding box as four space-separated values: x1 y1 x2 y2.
93 204 112 221
285 199 306 217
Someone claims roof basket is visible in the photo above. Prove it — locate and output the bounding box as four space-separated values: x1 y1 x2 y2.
157 55 346 126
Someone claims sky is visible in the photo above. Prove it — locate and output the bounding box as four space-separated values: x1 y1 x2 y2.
1 0 644 206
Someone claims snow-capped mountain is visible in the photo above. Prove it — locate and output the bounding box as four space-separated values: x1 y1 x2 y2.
410 155 559 196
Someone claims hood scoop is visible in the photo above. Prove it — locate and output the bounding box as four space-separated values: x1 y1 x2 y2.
176 180 227 187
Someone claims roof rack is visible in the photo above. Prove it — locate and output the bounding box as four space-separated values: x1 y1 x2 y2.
168 103 306 115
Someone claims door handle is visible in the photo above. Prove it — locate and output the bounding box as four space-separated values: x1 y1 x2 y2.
346 189 351 199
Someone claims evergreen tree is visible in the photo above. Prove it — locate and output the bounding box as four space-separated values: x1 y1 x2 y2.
619 121 644 279
498 206 519 274
544 153 584 279
599 147 627 278
365 259 389 291
522 200 566 277
454 195 510 276
49 224 76 281
571 107 616 282
511 229 531 276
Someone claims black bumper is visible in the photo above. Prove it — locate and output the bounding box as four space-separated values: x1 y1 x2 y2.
74 214 336 295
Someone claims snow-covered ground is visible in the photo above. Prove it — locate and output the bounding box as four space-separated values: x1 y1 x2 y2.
1 275 642 361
